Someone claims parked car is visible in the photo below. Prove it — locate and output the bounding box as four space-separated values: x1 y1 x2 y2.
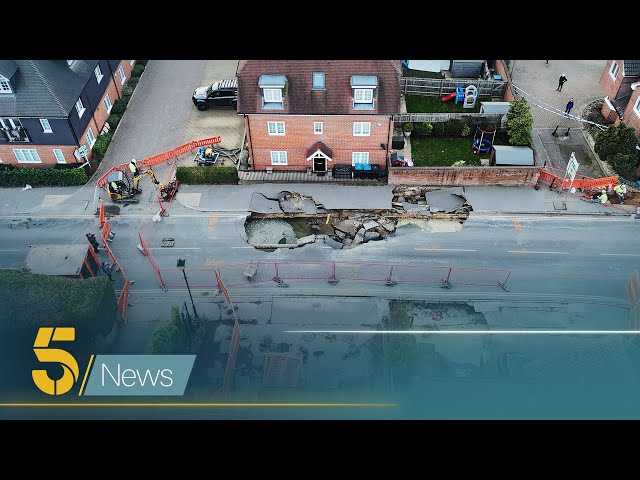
192 78 238 111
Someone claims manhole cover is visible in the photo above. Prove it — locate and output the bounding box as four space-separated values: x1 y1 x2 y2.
553 202 567 211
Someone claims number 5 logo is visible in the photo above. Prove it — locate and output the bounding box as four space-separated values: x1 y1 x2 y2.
32 327 80 396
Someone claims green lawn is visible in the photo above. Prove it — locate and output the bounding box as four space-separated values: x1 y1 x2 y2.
406 94 492 114
410 137 491 167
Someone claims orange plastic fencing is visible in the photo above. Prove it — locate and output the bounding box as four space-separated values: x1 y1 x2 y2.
99 199 105 227
100 220 131 324
96 136 222 188
118 280 131 326
537 166 618 191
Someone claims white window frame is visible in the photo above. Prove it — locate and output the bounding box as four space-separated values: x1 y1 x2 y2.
103 93 112 114
130 60 135 66
270 151 288 165
263 88 283 103
354 88 374 103
634 96 640 118
314 122 323 134
609 61 620 81
0 76 11 94
53 149 66 164
312 72 325 90
85 127 96 149
13 149 41 164
118 66 126 85
0 118 21 129
39 119 52 133
267 121 285 135
67 60 77 68
353 122 371 136
352 152 370 166
75 98 86 118
94 64 103 83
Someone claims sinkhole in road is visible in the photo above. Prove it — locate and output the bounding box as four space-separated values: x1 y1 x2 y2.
243 189 472 250
244 214 468 250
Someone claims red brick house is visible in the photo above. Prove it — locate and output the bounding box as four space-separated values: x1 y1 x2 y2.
599 60 640 136
236 60 401 173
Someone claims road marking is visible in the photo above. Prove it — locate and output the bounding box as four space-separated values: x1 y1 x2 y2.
415 247 477 252
285 330 640 335
601 253 640 257
0 249 24 252
508 250 571 255
205 258 223 266
231 246 254 249
148 247 201 250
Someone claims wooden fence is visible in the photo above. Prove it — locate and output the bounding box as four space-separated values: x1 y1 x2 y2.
400 77 507 100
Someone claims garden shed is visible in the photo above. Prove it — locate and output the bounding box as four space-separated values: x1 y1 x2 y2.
490 145 535 166
480 102 512 115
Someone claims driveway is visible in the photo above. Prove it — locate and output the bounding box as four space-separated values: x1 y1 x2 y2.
93 60 244 180
511 60 607 176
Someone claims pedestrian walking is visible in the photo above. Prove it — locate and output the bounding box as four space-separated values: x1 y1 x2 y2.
557 74 568 91
101 261 114 281
564 98 574 115
86 233 99 253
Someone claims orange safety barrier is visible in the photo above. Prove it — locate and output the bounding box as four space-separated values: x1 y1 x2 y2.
117 280 131 326
98 199 105 227
96 136 221 188
537 166 618 191
100 220 132 324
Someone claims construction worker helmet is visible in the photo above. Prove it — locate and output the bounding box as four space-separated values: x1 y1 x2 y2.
602 190 607 194
131 159 137 164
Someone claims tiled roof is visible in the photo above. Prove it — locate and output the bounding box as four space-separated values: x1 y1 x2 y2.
0 60 99 117
237 60 401 114
611 93 631 117
0 60 18 80
623 60 640 77
306 141 333 160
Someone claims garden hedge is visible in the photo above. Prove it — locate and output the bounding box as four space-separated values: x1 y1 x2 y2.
131 64 145 78
0 166 88 187
111 99 127 115
176 166 238 184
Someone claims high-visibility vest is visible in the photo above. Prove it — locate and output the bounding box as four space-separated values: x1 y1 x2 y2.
599 193 608 203
109 181 119 192
615 184 626 194
129 162 138 174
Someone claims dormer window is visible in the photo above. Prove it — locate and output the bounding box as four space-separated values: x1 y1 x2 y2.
0 75 12 94
351 75 377 110
258 74 286 110
67 60 78 68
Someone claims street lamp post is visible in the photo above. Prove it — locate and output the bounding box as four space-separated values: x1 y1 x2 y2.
177 258 199 318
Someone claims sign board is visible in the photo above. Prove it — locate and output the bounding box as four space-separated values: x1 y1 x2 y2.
566 152 579 182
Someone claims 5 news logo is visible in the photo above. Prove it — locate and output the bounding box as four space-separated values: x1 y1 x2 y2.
31 327 196 397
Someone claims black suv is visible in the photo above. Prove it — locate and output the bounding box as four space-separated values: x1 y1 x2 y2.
192 78 238 111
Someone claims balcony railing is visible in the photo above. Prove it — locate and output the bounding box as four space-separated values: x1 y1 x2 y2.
1 126 31 143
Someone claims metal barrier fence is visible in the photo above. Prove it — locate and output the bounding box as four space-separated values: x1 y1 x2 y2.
158 261 511 290
100 220 131 324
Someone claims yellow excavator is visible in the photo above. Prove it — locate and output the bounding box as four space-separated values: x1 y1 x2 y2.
106 167 161 204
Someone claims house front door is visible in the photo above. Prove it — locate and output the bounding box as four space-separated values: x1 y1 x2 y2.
313 157 326 172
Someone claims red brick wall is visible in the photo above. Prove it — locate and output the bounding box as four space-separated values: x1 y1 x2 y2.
601 96 620 123
0 145 79 167
246 114 393 171
116 60 135 88
495 60 515 102
599 60 630 100
622 88 640 136
388 166 540 186
92 80 122 136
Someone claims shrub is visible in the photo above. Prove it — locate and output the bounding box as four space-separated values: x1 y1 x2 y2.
445 119 465 137
0 166 88 187
461 124 471 137
431 122 446 137
111 99 126 115
107 114 121 129
131 64 145 78
609 153 637 180
413 122 433 137
136 60 148 66
122 85 134 96
594 123 638 162
403 122 414 133
505 97 533 145
92 132 112 157
176 166 238 184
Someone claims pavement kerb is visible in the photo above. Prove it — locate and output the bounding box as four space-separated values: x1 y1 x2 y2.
470 210 632 217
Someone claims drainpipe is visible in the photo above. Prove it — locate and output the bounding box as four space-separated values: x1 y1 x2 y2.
67 116 81 163
83 90 101 139
245 114 255 170
386 115 393 169
107 60 121 98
